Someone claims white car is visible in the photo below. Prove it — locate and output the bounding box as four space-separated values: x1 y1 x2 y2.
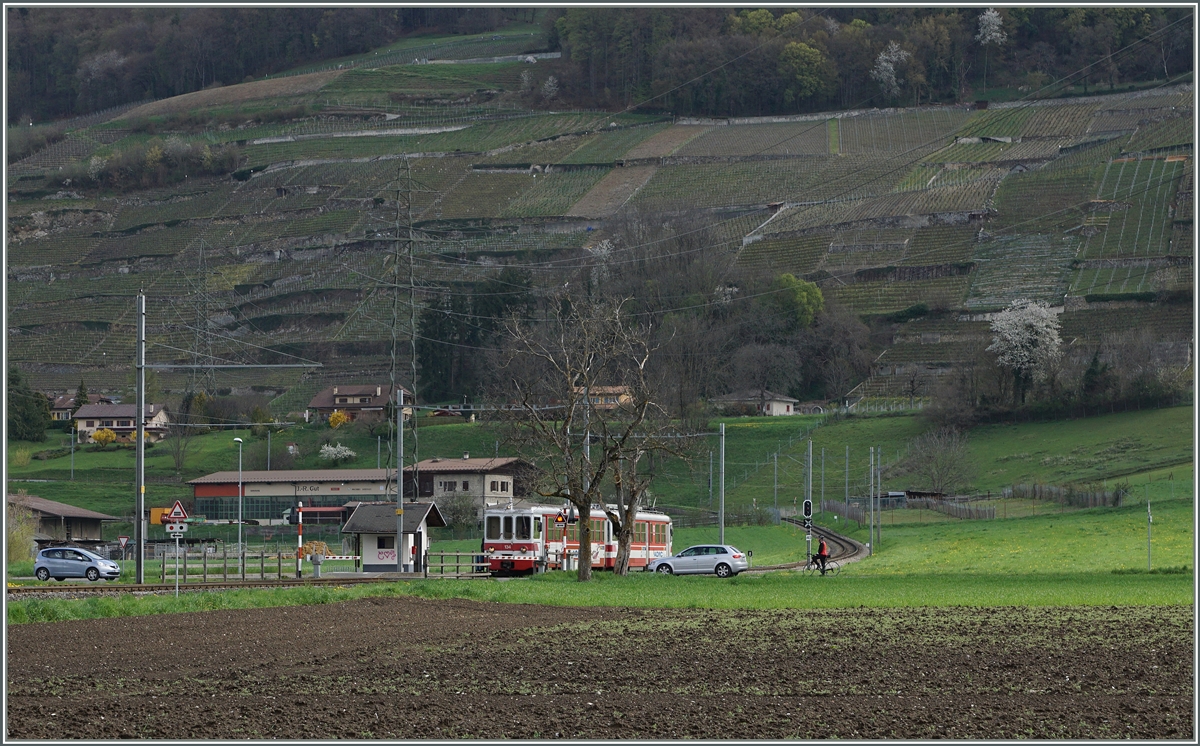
647 544 751 578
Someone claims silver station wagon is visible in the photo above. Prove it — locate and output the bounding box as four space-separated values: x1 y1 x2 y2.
647 544 751 577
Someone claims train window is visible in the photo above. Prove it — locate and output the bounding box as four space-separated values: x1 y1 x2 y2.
634 522 647 543
516 516 531 540
486 516 501 540
502 516 514 540
590 519 605 542
533 517 542 538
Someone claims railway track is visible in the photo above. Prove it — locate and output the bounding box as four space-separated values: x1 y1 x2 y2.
6 574 422 597
11 524 864 597
746 518 866 572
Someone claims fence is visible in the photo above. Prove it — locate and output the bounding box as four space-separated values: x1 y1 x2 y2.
908 498 996 520
1003 483 1125 508
821 499 865 524
424 551 489 578
157 546 300 583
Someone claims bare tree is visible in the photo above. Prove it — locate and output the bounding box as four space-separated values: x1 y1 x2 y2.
904 427 974 495
164 421 195 475
494 294 687 580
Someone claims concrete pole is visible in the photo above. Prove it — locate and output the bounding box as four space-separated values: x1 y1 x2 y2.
397 388 404 573
236 438 244 579
135 293 146 584
1147 499 1152 571
719 423 725 545
868 447 874 556
267 430 272 471
806 439 812 561
773 453 778 514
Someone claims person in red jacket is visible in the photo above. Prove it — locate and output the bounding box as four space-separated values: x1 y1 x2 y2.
815 537 830 575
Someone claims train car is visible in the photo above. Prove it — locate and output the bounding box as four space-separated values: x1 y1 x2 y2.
482 503 672 575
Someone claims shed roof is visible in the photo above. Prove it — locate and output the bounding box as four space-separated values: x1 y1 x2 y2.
341 502 446 534
308 384 408 410
74 403 166 419
406 456 525 474
52 393 114 410
710 389 799 404
189 468 395 485
8 494 118 521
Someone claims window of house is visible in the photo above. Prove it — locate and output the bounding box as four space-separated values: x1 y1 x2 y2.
500 481 509 493
359 397 369 403
120 420 131 426
338 397 348 403
377 536 395 549
490 480 498 492
102 420 113 427
462 480 469 491
87 421 95 427
440 481 457 492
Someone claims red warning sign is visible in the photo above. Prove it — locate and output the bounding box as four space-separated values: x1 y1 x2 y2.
165 500 188 521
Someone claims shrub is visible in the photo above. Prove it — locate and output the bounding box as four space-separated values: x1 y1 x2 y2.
92 428 117 449
10 448 31 467
6 503 38 562
328 410 351 429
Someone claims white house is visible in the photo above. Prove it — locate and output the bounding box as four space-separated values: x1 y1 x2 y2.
74 403 170 442
406 455 528 501
340 501 446 573
710 389 800 416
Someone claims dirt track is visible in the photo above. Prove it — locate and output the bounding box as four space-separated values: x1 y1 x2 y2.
6 597 1192 739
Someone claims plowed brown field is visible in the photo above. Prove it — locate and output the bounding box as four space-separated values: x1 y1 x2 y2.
6 598 1192 739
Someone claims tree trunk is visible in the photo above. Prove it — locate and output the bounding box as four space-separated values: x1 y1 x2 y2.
575 501 592 581
613 523 633 575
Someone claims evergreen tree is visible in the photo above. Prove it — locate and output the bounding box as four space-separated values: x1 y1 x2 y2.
72 379 89 414
8 367 50 442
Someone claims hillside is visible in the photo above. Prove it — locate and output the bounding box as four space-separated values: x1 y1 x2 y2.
5 44 1193 408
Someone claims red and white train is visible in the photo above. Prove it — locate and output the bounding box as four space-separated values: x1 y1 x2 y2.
482 503 673 575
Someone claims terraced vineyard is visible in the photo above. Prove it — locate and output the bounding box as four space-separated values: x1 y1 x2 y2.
6 69 1193 404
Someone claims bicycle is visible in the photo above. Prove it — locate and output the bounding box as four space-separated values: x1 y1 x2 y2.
802 555 841 577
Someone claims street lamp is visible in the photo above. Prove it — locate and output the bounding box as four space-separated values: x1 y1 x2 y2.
233 437 243 577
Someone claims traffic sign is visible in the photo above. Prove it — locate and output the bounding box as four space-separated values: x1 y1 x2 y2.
165 522 188 533
803 519 812 530
165 500 188 521
554 512 566 524
118 536 129 549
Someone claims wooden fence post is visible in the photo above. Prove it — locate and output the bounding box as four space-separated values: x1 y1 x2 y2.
223 545 228 582
260 550 265 580
182 547 188 584
278 551 283 580
203 547 208 583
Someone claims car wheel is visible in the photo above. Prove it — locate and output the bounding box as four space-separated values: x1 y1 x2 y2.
35 567 50 581
656 564 673 575
714 563 732 578
86 567 100 582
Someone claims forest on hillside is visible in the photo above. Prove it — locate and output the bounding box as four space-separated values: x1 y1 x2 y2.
7 7 1193 125
549 7 1193 114
5 6 523 124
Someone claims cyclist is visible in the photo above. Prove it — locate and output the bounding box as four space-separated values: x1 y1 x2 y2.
814 537 830 575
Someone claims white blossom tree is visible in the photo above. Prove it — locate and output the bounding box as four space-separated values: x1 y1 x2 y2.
871 41 912 98
976 8 1007 91
987 298 1061 404
541 75 559 102
319 442 357 465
